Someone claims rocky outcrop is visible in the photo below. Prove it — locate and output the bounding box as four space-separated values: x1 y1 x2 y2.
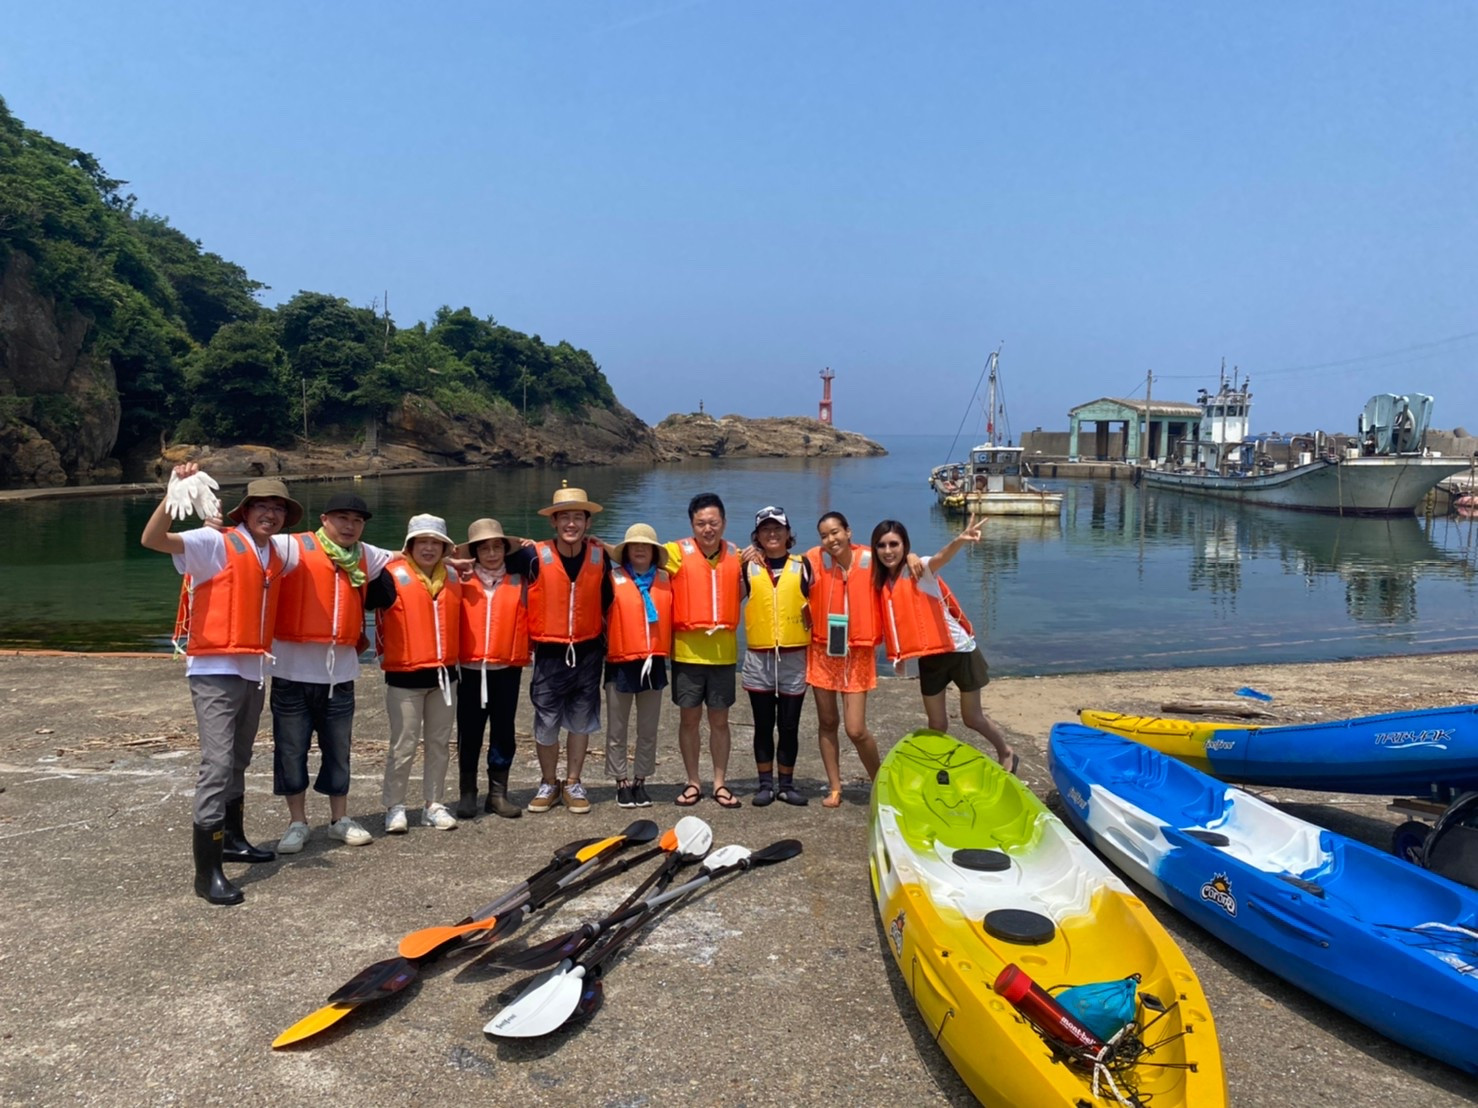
655 413 886 459
0 253 121 486
153 395 662 480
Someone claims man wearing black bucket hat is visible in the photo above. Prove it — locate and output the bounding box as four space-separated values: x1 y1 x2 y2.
142 464 304 906
269 491 399 855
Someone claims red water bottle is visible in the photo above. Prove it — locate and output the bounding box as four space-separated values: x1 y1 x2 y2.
994 964 1105 1053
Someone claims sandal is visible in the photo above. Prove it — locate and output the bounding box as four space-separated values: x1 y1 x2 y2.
821 788 843 809
713 785 741 810
675 783 703 807
1004 751 1020 776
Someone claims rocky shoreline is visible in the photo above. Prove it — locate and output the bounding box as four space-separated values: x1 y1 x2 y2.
0 411 886 499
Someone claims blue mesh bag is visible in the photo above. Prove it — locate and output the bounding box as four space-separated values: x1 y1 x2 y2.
1054 976 1139 1042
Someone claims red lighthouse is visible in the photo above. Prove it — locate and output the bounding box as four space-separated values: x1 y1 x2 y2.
818 367 835 424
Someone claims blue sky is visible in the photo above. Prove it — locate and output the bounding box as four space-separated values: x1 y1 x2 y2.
3 1 1475 438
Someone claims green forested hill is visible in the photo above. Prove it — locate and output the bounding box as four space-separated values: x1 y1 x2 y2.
0 95 618 477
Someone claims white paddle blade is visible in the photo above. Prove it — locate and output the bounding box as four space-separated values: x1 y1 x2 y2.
483 960 588 1038
673 815 713 858
702 843 750 871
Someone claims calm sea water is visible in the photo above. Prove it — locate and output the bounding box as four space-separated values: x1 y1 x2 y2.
4 434 1478 675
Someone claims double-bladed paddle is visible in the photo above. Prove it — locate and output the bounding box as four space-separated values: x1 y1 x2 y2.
271 826 652 1049
484 839 803 1039
397 819 659 959
473 816 713 959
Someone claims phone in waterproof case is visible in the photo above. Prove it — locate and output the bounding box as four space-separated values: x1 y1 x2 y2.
826 614 849 657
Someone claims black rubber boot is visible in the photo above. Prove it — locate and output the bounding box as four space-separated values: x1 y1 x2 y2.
485 767 522 819
222 797 275 864
193 822 245 906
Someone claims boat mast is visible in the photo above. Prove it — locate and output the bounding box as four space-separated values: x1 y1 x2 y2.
985 350 998 445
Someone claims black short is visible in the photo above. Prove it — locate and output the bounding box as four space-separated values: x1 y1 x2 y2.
670 661 737 710
917 648 989 697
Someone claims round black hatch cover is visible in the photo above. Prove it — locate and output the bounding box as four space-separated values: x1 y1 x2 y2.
952 849 1011 872
983 908 1056 945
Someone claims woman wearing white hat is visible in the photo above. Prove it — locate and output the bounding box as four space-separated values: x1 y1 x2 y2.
366 514 462 833
603 523 673 808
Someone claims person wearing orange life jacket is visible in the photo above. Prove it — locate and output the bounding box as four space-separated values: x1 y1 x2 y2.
454 518 531 820
269 491 397 856
872 516 1016 773
741 506 812 807
366 514 463 833
666 492 745 810
604 523 673 809
141 466 304 907
517 484 614 816
805 511 883 808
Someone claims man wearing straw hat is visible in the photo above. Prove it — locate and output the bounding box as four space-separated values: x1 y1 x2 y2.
141 466 303 907
518 483 613 815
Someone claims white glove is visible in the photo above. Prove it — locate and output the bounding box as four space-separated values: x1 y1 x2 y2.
186 471 221 521
165 471 221 521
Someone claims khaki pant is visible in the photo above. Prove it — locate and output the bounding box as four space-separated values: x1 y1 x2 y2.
382 684 456 809
604 685 661 781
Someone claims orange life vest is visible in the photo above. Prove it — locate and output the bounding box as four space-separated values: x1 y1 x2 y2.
805 545 879 649
459 573 531 666
606 567 673 663
375 559 461 672
174 529 286 656
670 538 740 632
527 541 605 644
273 532 367 646
877 571 974 662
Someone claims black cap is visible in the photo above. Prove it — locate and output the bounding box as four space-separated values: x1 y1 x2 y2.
321 492 373 520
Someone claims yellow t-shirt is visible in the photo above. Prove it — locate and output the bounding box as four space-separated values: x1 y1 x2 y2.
664 539 741 666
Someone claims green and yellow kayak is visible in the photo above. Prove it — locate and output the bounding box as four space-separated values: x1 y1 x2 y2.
870 730 1226 1107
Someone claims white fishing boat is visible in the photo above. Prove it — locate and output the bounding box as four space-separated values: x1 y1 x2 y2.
1141 376 1466 516
929 352 1064 517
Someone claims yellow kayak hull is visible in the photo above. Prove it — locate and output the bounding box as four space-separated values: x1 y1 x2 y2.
870 730 1226 1106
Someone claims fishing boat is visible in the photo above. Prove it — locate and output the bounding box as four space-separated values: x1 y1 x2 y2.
1049 723 1478 1075
1076 706 1478 795
1140 377 1467 516
929 351 1064 517
870 730 1226 1107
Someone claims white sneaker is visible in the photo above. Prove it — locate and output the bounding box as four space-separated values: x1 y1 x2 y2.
385 805 409 834
423 803 458 830
328 817 372 846
277 821 311 854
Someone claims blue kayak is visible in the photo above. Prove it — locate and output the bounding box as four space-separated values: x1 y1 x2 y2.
1049 722 1478 1076
1078 705 1478 794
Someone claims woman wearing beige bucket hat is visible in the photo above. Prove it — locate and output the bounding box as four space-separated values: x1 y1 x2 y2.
603 523 673 808
365 514 463 833
454 518 531 820
141 463 305 906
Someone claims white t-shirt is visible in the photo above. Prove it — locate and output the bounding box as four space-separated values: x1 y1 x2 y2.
271 541 395 684
893 556 976 677
172 526 300 682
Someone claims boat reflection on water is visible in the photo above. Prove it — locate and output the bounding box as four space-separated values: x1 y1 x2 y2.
1060 482 1476 626
1156 493 1475 624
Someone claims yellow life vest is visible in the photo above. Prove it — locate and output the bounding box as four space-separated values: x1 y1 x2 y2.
744 556 809 649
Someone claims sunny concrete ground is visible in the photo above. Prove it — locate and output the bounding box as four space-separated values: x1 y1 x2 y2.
2 651 1477 1106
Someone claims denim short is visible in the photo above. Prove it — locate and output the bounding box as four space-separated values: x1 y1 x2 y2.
530 648 603 744
270 676 355 796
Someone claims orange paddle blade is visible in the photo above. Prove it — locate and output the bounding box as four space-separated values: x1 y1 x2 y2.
272 1002 356 1048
